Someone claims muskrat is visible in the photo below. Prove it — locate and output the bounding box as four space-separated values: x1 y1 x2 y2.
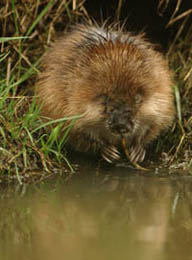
36 24 175 164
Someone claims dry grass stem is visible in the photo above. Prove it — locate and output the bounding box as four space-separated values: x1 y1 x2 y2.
122 138 148 171
167 9 192 28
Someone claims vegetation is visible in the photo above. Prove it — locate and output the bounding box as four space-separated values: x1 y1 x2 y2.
0 0 191 183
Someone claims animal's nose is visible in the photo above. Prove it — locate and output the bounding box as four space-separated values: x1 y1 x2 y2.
108 112 133 135
115 116 128 128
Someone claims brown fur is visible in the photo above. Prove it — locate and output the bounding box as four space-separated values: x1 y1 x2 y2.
36 24 175 163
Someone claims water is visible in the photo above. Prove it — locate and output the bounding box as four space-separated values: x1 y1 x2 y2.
1 166 192 260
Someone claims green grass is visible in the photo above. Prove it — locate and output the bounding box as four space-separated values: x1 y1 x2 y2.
0 0 82 183
0 74 80 183
0 38 80 183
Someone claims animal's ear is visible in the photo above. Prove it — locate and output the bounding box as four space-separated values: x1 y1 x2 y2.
135 93 143 104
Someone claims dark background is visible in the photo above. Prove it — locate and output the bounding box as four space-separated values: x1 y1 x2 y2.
84 0 192 49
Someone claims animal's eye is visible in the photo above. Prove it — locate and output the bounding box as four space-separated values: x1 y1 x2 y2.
106 106 115 114
95 94 110 105
135 94 142 104
124 108 131 114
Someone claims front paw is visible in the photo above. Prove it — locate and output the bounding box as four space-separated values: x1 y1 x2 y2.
129 144 146 163
101 145 121 163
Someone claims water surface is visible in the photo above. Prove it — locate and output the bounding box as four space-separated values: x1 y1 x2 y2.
1 166 192 260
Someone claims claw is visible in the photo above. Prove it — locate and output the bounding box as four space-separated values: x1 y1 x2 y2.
129 144 146 163
139 148 146 163
102 153 113 163
102 145 121 163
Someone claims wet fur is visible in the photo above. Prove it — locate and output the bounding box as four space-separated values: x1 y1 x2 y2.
36 24 175 163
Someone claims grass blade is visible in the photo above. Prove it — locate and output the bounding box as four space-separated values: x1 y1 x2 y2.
0 37 29 43
25 0 55 37
174 85 182 122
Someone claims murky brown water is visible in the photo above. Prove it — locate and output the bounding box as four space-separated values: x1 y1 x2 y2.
1 167 192 260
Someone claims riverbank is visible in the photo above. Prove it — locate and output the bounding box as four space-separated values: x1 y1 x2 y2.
0 0 191 183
